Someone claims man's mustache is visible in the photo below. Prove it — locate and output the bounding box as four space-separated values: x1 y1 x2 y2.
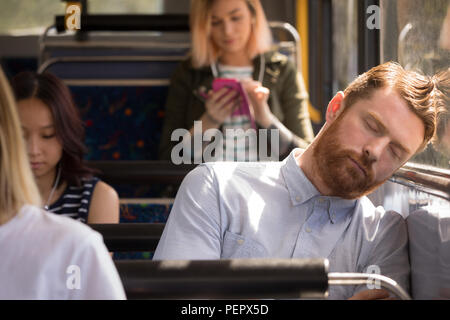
334 149 374 181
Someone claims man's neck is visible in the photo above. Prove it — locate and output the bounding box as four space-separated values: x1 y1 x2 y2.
296 144 333 196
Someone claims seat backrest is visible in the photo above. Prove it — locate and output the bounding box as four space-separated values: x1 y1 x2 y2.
368 177 450 299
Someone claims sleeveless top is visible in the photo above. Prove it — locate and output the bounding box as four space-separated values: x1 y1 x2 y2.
48 177 99 223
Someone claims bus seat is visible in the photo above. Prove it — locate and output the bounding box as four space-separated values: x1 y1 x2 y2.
119 201 172 224
367 166 450 300
407 206 450 299
71 85 168 161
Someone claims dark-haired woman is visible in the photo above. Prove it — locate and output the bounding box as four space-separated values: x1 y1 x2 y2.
12 71 119 224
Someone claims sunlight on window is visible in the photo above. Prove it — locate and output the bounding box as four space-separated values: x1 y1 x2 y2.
0 0 163 35
332 0 358 92
381 0 450 170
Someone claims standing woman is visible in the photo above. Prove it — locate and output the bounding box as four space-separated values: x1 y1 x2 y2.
0 67 125 299
11 71 119 224
159 0 314 161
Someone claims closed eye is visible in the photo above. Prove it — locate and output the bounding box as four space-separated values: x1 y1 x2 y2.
365 119 379 133
389 145 400 159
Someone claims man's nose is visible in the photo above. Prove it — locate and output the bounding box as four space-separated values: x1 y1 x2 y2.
363 137 390 162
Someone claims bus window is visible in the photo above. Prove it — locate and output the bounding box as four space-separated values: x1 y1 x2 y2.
0 1 64 35
0 0 162 35
331 0 358 92
381 0 450 169
88 0 162 14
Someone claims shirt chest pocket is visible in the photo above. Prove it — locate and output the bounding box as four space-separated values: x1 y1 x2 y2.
221 230 267 259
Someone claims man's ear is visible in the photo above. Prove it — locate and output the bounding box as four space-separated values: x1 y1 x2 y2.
326 91 345 123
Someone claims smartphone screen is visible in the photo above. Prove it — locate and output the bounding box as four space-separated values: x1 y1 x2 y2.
212 78 256 129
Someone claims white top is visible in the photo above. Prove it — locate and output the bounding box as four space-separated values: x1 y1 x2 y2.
218 64 258 161
217 64 254 81
0 205 126 300
154 149 410 299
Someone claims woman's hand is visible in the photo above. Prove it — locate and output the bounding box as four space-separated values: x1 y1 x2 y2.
201 87 241 128
241 80 273 128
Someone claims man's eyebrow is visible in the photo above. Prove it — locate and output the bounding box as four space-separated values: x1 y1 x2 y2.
212 8 241 19
366 111 411 155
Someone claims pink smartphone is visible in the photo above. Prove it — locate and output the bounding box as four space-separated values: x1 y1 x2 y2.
212 78 256 129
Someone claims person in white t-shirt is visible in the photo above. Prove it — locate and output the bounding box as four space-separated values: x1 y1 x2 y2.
0 67 126 300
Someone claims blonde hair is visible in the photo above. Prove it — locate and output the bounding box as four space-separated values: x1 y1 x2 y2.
0 68 41 224
190 0 272 68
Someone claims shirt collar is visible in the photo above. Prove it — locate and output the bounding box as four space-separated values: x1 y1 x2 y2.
281 148 320 206
281 148 357 224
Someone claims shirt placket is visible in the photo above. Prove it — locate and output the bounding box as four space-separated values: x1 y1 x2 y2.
292 197 331 258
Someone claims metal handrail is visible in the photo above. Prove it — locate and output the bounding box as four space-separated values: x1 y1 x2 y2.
37 55 185 74
109 256 411 300
38 25 57 67
115 258 329 299
269 21 302 72
39 19 302 72
392 167 450 201
61 78 171 86
328 272 411 300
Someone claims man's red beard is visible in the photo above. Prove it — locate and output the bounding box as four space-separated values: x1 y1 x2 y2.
312 114 387 199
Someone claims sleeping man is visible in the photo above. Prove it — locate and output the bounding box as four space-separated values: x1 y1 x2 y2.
154 62 447 299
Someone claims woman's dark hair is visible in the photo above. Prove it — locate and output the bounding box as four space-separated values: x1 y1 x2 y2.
11 71 95 187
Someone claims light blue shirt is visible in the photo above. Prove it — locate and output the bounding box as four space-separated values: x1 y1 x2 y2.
154 149 410 299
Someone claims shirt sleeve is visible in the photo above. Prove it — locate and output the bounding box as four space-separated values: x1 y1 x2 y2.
353 210 410 299
153 164 222 260
68 232 126 300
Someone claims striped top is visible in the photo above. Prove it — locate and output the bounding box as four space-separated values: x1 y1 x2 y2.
48 177 99 223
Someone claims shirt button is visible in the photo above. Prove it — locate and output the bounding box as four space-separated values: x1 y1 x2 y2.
237 239 244 245
305 227 312 233
295 196 301 201
318 198 325 203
